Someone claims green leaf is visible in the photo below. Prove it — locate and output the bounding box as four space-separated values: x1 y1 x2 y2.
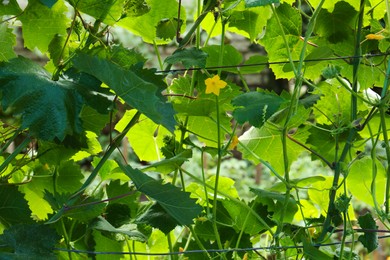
0 24 17 62
118 0 186 44
19 0 69 52
303 239 333 260
72 0 126 25
270 176 326 192
115 110 172 161
136 203 178 234
165 47 208 69
202 45 242 70
123 0 150 17
358 213 378 253
119 163 202 226
228 6 272 41
232 91 287 127
90 216 147 241
0 186 33 227
238 106 310 174
315 2 358 44
348 156 386 207
0 0 21 15
142 150 192 174
239 55 268 74
63 192 106 222
0 57 108 141
250 188 298 223
259 2 303 79
156 18 183 40
245 0 279 7
39 0 58 8
0 224 60 259
73 53 176 132
92 230 122 260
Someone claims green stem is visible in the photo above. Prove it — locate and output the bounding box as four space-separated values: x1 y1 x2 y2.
380 108 390 214
153 40 164 71
61 219 73 260
0 136 31 175
167 234 176 260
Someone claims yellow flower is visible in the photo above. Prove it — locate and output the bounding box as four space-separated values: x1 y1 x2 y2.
365 33 385 41
205 75 227 96
228 135 239 150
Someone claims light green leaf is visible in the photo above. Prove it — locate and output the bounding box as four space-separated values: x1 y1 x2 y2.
232 91 287 127
19 0 69 52
165 47 208 69
0 224 60 259
245 0 279 8
92 230 122 260
348 156 386 207
203 45 242 69
303 239 333 260
156 18 183 40
72 0 126 25
239 55 268 74
309 0 360 12
0 0 21 15
238 106 310 174
0 24 16 62
115 110 171 161
141 150 192 174
118 0 186 44
259 2 303 79
270 176 326 192
73 53 176 132
119 163 202 226
123 0 150 17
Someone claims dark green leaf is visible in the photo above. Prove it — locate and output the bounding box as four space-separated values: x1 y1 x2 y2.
232 91 286 127
156 18 182 40
299 94 321 108
322 65 342 79
303 239 333 260
358 213 378 253
39 0 58 8
73 53 176 132
0 57 110 141
202 45 242 70
90 216 147 241
0 186 33 227
119 163 202 225
165 47 208 69
245 0 279 7
141 150 192 174
64 191 106 222
0 224 60 259
136 203 178 234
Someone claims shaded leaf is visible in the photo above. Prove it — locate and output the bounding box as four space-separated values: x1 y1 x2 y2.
71 0 126 25
141 150 192 174
156 18 182 40
303 239 333 260
136 203 177 234
73 53 176 132
232 91 287 127
245 0 279 7
123 0 150 17
0 224 60 259
203 45 242 70
90 216 147 241
0 186 33 227
165 47 208 69
119 164 202 226
39 0 58 8
358 213 378 253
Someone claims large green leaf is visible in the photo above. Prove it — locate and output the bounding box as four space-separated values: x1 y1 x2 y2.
92 230 122 260
0 224 60 259
0 186 33 227
245 0 279 7
19 0 69 52
348 156 386 207
165 47 208 69
119 164 202 226
202 45 242 70
69 0 126 25
136 203 178 234
118 0 186 44
0 57 110 141
0 24 16 62
238 106 310 174
259 2 303 79
232 91 287 127
73 53 176 132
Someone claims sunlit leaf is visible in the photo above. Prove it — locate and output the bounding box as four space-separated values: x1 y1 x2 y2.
19 0 69 52
91 216 146 241
0 24 16 62
71 0 126 25
0 0 21 15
